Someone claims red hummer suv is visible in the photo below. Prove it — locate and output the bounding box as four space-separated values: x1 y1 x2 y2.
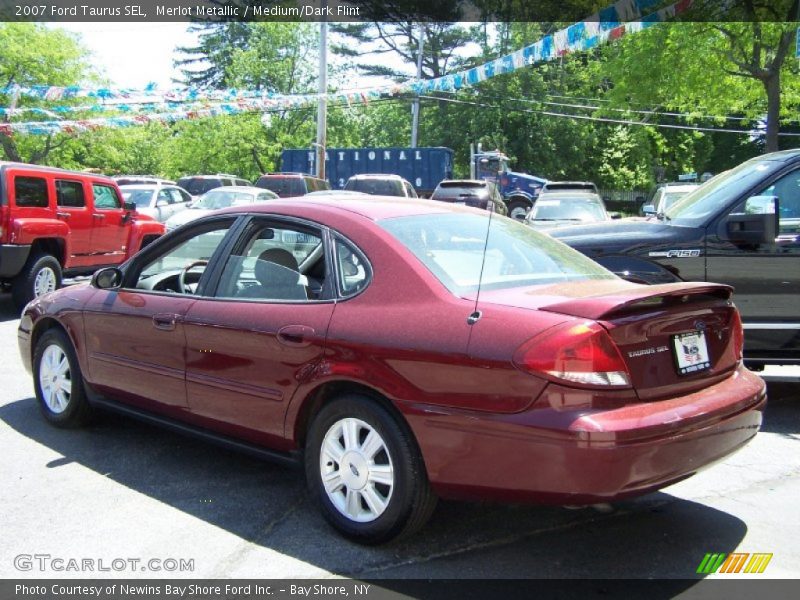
0 162 165 309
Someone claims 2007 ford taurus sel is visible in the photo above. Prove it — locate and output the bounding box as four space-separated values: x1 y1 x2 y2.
18 196 765 544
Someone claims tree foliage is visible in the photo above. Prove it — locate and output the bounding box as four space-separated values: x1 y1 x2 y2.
3 18 799 194
0 23 93 163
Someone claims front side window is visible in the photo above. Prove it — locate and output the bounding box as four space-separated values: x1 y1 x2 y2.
380 213 617 295
14 176 48 207
157 189 173 205
734 168 800 237
133 220 234 294
93 184 121 210
215 222 326 301
664 158 785 226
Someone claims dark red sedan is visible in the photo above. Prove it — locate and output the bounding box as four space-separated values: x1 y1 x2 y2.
17 197 766 544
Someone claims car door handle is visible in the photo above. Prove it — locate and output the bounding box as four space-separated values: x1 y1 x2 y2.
277 325 315 347
56 211 70 218
152 313 181 331
92 213 106 219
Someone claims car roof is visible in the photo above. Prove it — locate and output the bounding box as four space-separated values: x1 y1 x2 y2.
215 195 470 221
660 184 698 192
204 185 273 193
0 161 116 183
348 174 406 180
437 179 490 186
119 184 166 190
537 191 601 200
259 172 320 179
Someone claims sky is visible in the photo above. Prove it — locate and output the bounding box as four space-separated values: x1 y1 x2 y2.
52 22 202 89
49 22 407 92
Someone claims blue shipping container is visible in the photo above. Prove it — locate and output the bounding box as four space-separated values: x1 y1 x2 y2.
281 147 454 193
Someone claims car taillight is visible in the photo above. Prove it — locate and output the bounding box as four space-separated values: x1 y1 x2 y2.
731 310 744 361
513 320 632 388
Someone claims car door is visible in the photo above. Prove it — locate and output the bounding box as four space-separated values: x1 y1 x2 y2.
705 166 800 358
81 216 240 413
53 178 95 267
181 217 335 448
89 182 129 259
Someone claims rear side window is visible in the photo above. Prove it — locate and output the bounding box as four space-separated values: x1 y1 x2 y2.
335 237 370 297
56 180 86 207
14 176 49 208
93 184 121 209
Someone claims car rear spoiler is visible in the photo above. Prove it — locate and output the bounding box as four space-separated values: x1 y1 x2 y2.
539 281 733 321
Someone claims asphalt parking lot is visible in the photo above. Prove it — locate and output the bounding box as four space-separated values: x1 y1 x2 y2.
1 293 798 582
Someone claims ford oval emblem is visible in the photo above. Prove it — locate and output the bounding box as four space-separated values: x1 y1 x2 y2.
694 320 707 331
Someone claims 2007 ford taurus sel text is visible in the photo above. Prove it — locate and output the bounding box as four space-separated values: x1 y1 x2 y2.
17 197 765 544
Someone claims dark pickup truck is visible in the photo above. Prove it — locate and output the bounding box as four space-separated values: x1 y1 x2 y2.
551 149 800 367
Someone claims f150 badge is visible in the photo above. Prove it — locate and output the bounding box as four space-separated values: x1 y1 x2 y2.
648 249 702 258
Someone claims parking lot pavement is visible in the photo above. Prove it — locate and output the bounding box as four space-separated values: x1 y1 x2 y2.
1 293 798 581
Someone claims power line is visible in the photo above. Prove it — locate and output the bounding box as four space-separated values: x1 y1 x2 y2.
419 95 800 136
437 90 799 125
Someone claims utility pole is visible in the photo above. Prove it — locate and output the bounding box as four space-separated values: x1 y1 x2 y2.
410 23 424 148
315 13 328 180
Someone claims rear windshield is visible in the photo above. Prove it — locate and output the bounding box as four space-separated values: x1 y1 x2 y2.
177 178 224 196
120 188 154 208
380 213 616 295
256 177 306 197
544 182 597 192
346 179 403 196
432 186 489 201
529 198 606 222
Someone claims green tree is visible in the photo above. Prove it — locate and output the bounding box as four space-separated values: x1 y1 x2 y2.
596 15 799 153
0 23 92 163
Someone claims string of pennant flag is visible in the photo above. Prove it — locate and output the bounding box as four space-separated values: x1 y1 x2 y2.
0 0 693 136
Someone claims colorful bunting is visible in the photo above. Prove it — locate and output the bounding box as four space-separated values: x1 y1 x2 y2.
1 0 693 136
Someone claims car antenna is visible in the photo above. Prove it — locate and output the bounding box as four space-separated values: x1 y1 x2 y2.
468 204 495 326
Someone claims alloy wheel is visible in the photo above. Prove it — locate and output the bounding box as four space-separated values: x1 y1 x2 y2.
319 417 394 523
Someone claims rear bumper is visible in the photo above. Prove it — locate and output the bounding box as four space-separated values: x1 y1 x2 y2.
406 365 766 504
0 244 31 278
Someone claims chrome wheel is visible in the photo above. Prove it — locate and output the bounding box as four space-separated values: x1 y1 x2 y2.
38 344 72 414
34 266 57 297
319 417 394 523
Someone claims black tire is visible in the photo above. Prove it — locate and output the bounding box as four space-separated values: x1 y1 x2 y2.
33 328 93 428
12 253 62 310
305 394 437 544
506 199 531 221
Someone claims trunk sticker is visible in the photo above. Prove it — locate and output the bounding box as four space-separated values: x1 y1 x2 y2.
673 331 711 375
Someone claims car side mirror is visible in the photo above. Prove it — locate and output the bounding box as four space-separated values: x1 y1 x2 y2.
642 204 656 216
123 200 136 212
91 267 122 290
727 196 778 245
609 212 622 220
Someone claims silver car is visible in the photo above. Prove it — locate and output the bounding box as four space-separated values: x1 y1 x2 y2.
119 184 193 223
525 192 613 230
165 186 279 231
